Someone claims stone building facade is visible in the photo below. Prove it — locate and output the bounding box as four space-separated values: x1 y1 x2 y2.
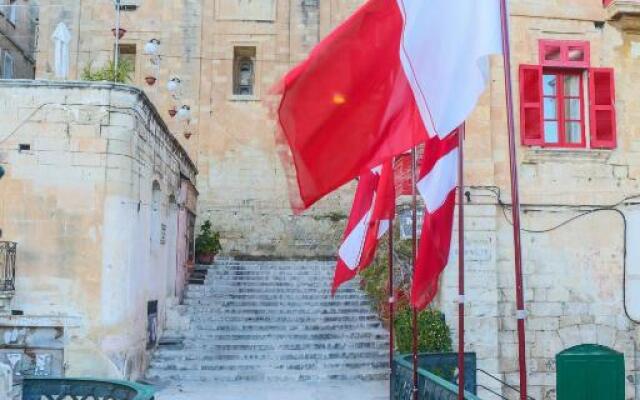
11 0 640 398
0 0 36 79
0 81 198 379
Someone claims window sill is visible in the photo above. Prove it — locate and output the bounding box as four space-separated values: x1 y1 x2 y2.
229 94 260 102
523 147 613 164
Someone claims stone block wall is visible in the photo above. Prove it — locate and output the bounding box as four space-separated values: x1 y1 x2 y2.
0 81 197 379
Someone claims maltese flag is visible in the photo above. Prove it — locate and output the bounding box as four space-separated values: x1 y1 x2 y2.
274 0 502 211
332 162 395 295
411 132 460 310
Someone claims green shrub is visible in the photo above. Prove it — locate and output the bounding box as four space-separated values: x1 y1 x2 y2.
81 60 134 83
195 220 222 256
357 225 453 355
394 308 453 354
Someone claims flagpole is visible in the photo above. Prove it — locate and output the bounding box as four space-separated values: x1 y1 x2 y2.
388 218 395 400
411 147 419 400
498 1 529 399
457 124 466 400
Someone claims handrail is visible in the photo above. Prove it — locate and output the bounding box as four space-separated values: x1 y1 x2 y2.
476 385 509 400
477 368 535 400
394 355 482 400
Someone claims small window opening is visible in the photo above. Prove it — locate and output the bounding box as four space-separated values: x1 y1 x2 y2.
233 46 256 96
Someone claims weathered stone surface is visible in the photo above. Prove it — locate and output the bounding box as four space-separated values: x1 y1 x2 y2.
0 82 197 380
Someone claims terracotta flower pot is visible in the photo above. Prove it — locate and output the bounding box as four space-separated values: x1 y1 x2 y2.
145 76 157 86
168 109 177 118
197 253 216 265
184 132 192 139
112 28 127 39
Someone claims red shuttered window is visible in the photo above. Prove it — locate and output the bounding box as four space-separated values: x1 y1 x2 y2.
589 68 617 149
519 65 543 145
520 40 617 150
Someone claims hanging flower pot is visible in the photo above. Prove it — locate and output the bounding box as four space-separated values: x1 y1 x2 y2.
145 76 157 86
111 28 127 39
184 132 192 139
168 108 177 118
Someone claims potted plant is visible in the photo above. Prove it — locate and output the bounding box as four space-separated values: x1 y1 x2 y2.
111 28 127 39
145 76 157 85
195 220 222 265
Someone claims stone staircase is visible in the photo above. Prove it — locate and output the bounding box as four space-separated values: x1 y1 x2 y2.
146 259 390 383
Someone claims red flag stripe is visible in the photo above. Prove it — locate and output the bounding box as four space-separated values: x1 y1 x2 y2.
411 133 459 310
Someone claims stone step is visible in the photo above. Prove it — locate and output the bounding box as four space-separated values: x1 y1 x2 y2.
183 291 365 299
183 306 375 315
189 285 361 294
182 299 373 308
149 359 389 372
174 340 389 352
153 349 389 363
179 330 388 342
148 259 388 384
146 367 389 383
187 314 381 323
186 321 383 331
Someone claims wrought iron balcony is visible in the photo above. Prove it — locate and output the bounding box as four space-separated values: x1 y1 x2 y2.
23 378 155 400
0 242 16 293
605 0 640 30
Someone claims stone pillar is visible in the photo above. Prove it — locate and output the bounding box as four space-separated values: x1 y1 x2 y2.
0 363 18 400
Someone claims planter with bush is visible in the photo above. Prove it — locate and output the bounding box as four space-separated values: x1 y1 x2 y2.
195 220 222 265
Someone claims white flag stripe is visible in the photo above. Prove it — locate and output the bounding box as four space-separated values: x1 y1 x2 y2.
417 148 459 213
377 220 390 239
397 0 502 138
338 208 372 270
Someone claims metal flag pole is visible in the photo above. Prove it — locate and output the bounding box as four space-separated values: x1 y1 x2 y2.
114 0 121 83
457 124 466 400
411 147 419 400
498 1 529 399
388 218 395 400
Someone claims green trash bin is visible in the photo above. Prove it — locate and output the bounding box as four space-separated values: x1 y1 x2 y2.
556 344 624 400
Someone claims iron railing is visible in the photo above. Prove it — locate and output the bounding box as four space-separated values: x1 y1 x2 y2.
0 241 16 292
23 378 155 400
476 369 535 400
393 354 483 400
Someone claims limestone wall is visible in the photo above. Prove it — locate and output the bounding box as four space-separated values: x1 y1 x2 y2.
0 81 197 379
0 0 36 79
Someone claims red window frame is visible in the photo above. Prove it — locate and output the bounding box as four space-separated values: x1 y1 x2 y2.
542 69 587 148
539 40 590 69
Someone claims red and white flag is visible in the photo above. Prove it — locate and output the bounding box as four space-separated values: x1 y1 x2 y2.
274 0 501 211
332 162 395 295
411 132 460 310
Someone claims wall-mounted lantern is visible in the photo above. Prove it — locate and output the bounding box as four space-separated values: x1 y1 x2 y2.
176 105 191 121
167 77 181 93
144 39 161 56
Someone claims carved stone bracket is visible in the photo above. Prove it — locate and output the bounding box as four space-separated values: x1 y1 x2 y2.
606 0 640 31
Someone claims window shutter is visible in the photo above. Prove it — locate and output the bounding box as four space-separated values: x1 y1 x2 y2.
519 64 544 146
589 68 617 149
